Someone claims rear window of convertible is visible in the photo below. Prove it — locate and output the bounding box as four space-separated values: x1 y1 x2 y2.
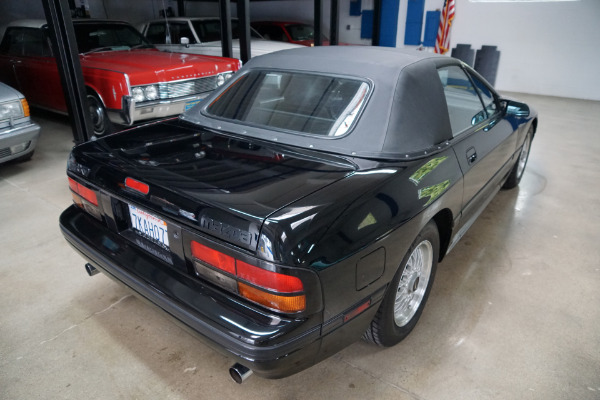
206 70 369 137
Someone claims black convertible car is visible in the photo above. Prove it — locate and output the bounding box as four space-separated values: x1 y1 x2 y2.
60 46 536 382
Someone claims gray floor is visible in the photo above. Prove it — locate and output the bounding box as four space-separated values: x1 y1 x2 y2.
1 93 599 399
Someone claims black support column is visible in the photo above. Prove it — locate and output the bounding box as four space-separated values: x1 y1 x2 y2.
177 0 185 16
314 0 322 46
237 0 251 63
219 0 233 58
329 0 339 45
42 0 92 144
372 0 381 46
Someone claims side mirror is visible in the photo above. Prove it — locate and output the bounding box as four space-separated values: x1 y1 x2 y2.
502 99 530 118
180 37 190 47
471 110 486 126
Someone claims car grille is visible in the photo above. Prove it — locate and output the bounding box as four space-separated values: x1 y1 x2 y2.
158 76 218 99
0 147 12 158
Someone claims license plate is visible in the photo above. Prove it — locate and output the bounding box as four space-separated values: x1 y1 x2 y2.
185 99 202 111
128 205 169 249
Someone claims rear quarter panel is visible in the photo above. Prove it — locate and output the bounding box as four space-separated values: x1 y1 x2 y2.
262 148 464 321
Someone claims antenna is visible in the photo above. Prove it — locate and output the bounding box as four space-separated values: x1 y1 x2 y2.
161 0 171 44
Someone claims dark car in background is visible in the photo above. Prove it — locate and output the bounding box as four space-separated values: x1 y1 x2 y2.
60 46 536 381
251 21 333 46
0 82 39 164
0 19 240 136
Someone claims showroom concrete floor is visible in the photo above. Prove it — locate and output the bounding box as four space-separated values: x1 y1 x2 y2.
1 93 599 400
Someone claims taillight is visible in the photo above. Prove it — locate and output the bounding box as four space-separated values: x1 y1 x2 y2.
68 177 98 206
238 283 306 313
68 177 102 220
191 241 235 275
236 260 303 293
125 177 149 195
191 240 306 313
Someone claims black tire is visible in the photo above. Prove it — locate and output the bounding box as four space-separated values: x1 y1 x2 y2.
87 92 113 137
364 221 439 346
503 127 533 189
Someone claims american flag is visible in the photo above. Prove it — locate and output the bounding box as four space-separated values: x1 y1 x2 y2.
434 0 456 54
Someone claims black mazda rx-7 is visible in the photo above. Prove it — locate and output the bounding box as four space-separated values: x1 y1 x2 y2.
60 46 537 382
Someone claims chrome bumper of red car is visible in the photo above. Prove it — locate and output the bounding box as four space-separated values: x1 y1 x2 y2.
108 93 211 126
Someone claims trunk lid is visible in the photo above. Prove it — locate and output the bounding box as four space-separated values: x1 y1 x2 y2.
72 119 355 251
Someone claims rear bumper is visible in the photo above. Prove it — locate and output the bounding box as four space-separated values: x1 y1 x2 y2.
0 121 40 163
108 94 210 126
59 205 322 379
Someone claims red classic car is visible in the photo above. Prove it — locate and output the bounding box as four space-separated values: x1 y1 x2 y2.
0 19 240 136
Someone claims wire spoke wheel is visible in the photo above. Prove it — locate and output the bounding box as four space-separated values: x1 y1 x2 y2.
393 240 433 327
503 126 534 189
363 221 439 347
516 132 532 180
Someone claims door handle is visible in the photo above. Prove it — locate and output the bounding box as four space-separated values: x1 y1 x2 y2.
466 147 477 164
484 119 497 132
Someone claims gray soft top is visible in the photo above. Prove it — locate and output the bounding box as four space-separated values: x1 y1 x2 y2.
182 46 458 160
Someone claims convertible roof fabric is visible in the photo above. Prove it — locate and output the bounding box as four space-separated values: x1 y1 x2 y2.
183 46 457 160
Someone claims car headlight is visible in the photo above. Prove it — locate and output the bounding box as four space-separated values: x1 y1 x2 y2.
132 87 145 103
132 85 160 102
144 85 159 101
0 100 24 121
216 72 234 87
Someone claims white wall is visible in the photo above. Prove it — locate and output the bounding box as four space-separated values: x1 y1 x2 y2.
1 0 598 100
451 0 600 100
395 0 600 100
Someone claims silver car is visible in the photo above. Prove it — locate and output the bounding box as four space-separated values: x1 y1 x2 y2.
0 82 40 164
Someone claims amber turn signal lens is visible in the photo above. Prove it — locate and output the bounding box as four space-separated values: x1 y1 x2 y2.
238 282 306 313
20 99 30 117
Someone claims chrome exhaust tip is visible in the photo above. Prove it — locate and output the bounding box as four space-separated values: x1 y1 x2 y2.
229 363 252 384
85 263 100 276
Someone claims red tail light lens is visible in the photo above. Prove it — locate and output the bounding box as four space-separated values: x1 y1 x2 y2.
191 241 236 275
125 177 149 195
236 260 303 293
68 176 102 220
68 177 79 193
68 177 98 206
190 240 306 313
